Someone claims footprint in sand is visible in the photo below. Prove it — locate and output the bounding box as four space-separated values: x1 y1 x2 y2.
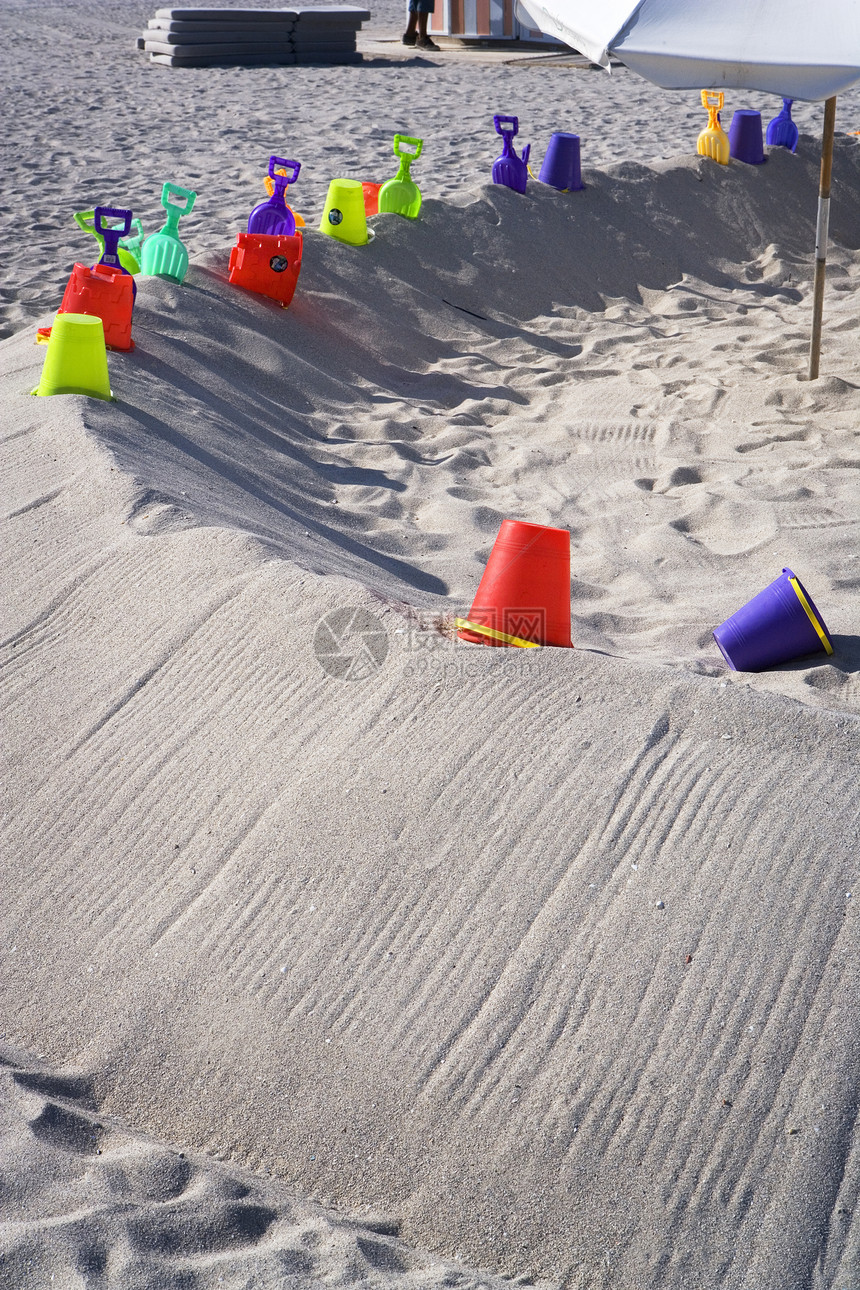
13 1069 96 1107
652 465 703 491
670 496 777 555
29 1102 107 1156
126 1198 278 1256
736 426 812 453
103 1144 195 1202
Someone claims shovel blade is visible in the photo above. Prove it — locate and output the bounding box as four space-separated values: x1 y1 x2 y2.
767 119 799 151
377 178 421 218
247 201 296 237
697 127 730 165
492 156 528 193
141 232 189 283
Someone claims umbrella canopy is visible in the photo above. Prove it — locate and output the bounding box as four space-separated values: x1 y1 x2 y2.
521 0 860 377
525 0 860 100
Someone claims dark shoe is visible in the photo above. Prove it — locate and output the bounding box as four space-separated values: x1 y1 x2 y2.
416 34 440 49
401 30 417 44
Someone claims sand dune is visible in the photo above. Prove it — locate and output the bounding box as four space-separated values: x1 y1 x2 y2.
2 1043 539 1287
1 0 859 1287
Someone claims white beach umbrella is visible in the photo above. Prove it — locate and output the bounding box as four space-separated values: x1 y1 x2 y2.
523 0 860 377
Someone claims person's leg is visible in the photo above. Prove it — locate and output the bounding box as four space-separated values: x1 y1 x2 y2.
414 0 439 48
402 0 418 42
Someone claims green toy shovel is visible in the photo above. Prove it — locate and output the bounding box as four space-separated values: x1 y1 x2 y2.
121 218 145 270
140 182 197 283
377 135 423 219
74 209 142 275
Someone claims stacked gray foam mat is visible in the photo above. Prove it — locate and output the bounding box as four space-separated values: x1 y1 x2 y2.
138 7 369 66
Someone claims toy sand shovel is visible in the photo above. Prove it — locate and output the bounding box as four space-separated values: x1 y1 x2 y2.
264 167 306 227
491 115 530 194
766 98 799 152
120 218 145 270
697 91 730 164
76 208 141 275
377 135 423 218
93 207 138 300
248 156 300 236
140 182 197 283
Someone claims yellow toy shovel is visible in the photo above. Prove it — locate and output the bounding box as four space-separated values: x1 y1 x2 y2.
697 91 730 165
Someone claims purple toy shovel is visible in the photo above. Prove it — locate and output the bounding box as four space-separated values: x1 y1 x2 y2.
492 115 530 195
94 206 136 299
766 99 799 152
95 206 133 272
247 156 300 236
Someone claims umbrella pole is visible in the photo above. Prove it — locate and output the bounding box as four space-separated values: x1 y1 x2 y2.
808 96 837 380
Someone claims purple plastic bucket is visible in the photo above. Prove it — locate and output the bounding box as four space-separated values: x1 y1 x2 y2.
713 568 833 672
538 132 584 191
728 110 765 164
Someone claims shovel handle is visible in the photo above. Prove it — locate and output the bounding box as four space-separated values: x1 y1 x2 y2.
94 206 132 238
74 209 98 236
268 156 301 185
393 134 423 159
121 217 145 249
493 114 519 136
161 182 197 217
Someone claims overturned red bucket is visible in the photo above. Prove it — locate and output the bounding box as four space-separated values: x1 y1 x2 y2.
362 182 383 216
228 231 303 307
457 519 572 648
59 262 135 351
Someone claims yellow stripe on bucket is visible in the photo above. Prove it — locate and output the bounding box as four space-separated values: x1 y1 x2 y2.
455 618 541 649
789 577 833 655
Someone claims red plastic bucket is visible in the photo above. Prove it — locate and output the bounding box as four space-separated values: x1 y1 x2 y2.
228 232 303 307
458 519 572 648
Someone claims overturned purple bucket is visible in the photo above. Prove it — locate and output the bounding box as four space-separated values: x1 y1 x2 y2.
728 110 765 164
713 568 833 672
538 132 584 191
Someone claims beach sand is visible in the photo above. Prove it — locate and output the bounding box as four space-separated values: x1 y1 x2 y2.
1 1 859 1286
